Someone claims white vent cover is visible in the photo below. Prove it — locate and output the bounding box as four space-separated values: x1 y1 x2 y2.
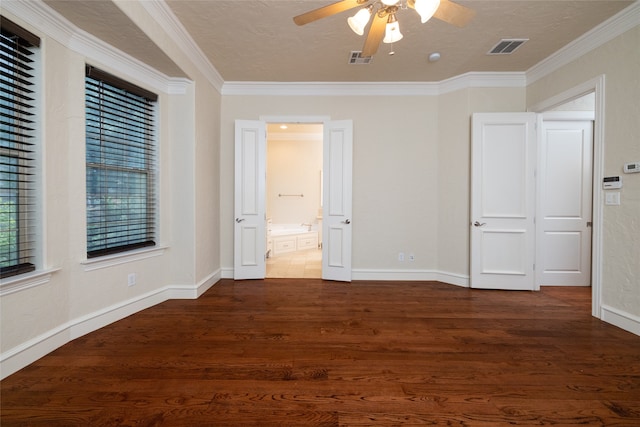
349 51 373 64
488 39 528 55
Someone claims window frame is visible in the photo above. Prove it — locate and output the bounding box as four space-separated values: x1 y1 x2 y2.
84 65 158 259
0 17 40 279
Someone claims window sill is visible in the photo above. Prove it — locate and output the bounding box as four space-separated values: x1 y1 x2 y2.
81 245 167 272
0 268 60 296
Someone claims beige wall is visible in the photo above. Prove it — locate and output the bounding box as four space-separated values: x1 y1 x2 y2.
527 26 640 318
267 135 323 225
436 88 526 277
221 95 440 272
220 89 525 276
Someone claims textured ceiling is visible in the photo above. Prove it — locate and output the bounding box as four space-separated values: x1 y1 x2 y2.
44 0 187 77
45 0 634 82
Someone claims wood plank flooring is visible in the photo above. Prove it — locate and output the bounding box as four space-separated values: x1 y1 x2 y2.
2 280 639 426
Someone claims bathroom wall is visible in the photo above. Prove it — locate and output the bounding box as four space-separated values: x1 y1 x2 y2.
267 125 323 226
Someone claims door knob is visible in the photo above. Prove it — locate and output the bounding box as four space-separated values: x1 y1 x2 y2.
342 219 351 224
473 221 486 227
235 218 245 223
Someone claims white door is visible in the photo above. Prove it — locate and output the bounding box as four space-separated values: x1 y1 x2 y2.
471 113 537 290
322 120 353 282
537 118 593 286
234 120 266 280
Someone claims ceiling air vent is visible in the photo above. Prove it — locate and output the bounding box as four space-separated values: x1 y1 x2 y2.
488 39 528 55
349 51 373 65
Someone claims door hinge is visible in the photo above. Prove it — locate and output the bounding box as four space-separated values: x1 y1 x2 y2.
587 221 592 227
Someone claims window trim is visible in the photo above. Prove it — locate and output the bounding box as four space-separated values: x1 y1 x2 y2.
84 65 159 259
0 16 41 279
81 245 166 272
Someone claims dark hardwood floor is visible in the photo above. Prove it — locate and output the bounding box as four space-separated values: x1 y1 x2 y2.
2 279 639 426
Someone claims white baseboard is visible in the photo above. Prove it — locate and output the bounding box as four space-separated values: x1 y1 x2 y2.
0 270 222 380
601 304 640 337
352 269 469 287
221 266 470 287
220 267 234 279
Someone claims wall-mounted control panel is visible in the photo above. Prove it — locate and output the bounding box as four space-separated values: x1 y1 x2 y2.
623 162 640 173
603 176 622 189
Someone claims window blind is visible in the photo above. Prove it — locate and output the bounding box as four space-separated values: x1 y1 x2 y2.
85 66 157 258
0 18 39 278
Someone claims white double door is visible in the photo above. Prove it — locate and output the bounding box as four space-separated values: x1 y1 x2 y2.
234 120 353 281
471 112 593 290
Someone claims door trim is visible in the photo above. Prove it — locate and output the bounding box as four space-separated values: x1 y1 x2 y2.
528 75 605 319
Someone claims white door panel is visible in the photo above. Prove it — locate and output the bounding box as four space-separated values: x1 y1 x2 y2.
471 113 537 290
322 120 353 282
234 120 266 280
537 120 592 286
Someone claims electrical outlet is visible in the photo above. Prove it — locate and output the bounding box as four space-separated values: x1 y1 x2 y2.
398 252 405 262
127 273 137 287
408 253 415 262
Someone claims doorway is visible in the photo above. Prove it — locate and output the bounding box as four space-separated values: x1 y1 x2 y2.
470 97 595 292
529 85 605 319
530 78 604 319
234 117 352 282
265 123 323 278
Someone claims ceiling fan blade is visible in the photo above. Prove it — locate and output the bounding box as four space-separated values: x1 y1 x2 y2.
433 0 475 27
293 0 367 26
361 12 387 57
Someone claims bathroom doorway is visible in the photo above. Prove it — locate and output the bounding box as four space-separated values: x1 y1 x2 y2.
265 123 323 278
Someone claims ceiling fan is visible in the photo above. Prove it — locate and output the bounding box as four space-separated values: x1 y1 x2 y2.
293 0 475 57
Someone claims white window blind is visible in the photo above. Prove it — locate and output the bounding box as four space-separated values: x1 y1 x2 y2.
0 18 39 278
85 66 157 258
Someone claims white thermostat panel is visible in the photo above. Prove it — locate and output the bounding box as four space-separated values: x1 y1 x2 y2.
623 162 640 173
603 176 622 189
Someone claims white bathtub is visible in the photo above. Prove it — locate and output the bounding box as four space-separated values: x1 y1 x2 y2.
269 225 311 236
267 224 319 256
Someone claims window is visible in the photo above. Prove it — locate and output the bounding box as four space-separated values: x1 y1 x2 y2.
85 66 158 258
0 18 40 278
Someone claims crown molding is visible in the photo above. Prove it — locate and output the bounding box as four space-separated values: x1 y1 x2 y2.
140 0 225 92
221 72 527 97
437 72 527 94
222 81 439 96
167 78 192 95
526 1 640 85
2 0 188 95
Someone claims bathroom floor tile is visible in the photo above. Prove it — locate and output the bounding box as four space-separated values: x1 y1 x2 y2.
266 248 321 279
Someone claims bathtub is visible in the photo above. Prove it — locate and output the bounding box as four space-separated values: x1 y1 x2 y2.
267 224 319 256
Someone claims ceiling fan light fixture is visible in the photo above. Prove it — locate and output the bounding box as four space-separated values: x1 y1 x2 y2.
414 0 441 23
347 5 373 36
383 13 403 44
381 0 400 6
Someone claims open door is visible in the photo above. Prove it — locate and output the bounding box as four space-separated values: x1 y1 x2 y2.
322 120 353 282
470 113 537 290
234 120 266 280
537 116 593 286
